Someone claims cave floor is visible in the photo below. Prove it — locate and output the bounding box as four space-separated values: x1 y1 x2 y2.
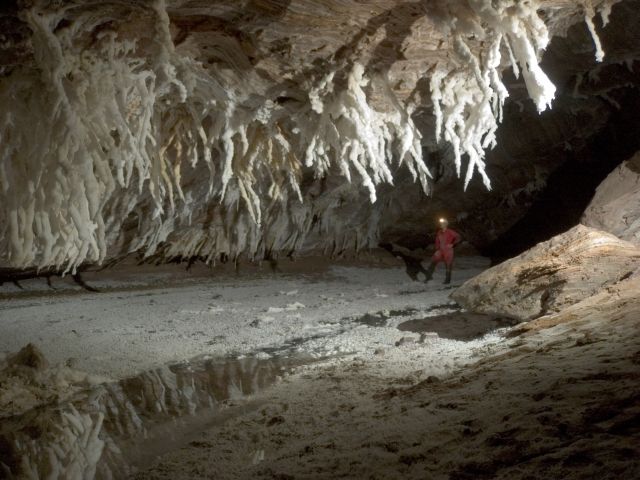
132 277 640 480
1 258 638 479
0 256 496 415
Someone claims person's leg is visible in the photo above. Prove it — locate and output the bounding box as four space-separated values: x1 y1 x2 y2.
443 249 454 284
444 264 452 284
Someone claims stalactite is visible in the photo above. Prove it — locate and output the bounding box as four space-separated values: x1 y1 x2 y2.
0 0 618 270
429 0 558 191
0 1 434 270
582 0 618 63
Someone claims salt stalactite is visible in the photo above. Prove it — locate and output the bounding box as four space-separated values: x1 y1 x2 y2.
429 0 558 191
0 1 298 269
0 1 432 270
302 63 430 203
0 2 194 272
582 0 618 63
429 0 618 192
152 62 429 263
0 0 617 270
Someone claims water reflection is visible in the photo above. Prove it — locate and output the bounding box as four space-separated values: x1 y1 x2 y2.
0 354 312 479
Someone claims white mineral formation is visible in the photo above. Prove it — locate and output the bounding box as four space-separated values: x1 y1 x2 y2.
0 0 616 271
430 0 558 190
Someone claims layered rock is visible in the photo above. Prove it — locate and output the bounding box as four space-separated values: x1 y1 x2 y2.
451 224 640 321
582 150 640 245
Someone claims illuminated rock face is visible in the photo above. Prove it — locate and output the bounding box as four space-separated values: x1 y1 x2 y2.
451 225 640 321
583 151 640 245
0 0 633 271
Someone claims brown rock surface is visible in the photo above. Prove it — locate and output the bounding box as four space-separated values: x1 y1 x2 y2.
582 150 640 245
451 224 640 320
8 343 49 371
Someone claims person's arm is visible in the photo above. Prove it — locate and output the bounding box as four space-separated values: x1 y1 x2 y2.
452 230 461 247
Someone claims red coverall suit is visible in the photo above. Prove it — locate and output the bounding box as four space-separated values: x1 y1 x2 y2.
425 228 460 284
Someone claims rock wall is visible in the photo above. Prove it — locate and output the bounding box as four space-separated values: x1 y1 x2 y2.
582 150 640 245
451 225 640 321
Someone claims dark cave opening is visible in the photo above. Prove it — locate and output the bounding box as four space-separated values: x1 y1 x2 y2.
482 88 640 263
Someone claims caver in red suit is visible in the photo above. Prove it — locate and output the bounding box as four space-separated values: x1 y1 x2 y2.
425 219 461 284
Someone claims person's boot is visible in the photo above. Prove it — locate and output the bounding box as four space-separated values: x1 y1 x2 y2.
444 265 452 284
424 262 436 282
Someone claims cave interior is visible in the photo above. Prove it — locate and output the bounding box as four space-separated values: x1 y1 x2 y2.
0 1 639 479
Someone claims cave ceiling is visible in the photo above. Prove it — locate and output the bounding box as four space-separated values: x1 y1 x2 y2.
0 0 638 271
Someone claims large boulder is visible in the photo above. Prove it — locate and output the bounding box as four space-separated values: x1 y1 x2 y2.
451 225 640 321
582 151 640 246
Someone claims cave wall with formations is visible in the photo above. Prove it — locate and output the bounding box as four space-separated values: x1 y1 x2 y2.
380 0 640 251
0 0 636 272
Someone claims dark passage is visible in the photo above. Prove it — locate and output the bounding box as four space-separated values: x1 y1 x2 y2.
483 90 640 263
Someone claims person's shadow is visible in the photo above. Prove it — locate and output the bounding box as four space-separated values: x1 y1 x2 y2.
379 243 429 281
398 312 519 341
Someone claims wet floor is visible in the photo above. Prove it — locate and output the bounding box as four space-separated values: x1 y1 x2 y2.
0 352 317 479
0 306 517 479
0 259 504 478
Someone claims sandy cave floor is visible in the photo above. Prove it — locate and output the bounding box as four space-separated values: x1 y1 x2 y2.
1 257 639 479
0 256 493 381
0 256 504 421
131 277 640 480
